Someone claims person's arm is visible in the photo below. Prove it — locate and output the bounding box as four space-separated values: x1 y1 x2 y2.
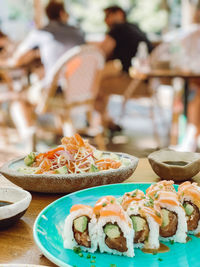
98 34 116 58
8 30 41 66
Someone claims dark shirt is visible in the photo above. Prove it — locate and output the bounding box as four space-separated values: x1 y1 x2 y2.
108 22 153 72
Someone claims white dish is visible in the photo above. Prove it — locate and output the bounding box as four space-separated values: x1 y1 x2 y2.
0 187 32 229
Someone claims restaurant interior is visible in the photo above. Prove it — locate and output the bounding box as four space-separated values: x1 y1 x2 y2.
1 0 200 266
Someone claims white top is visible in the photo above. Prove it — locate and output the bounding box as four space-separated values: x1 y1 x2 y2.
12 22 85 86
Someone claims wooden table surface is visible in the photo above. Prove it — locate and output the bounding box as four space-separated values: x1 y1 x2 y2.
129 67 200 79
1 158 200 266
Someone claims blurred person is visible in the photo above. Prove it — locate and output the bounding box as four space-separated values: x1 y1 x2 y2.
9 1 85 86
95 5 153 130
2 1 85 151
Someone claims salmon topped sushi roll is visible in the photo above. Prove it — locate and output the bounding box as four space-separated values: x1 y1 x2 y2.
153 190 187 243
127 198 162 249
146 180 176 198
178 181 200 234
94 196 116 217
63 204 98 253
97 203 134 257
121 189 145 211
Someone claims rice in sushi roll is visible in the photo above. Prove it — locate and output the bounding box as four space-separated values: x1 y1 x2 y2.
97 203 134 257
127 198 161 249
63 204 98 253
178 181 200 235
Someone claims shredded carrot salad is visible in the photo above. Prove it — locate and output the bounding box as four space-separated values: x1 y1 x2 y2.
19 134 125 175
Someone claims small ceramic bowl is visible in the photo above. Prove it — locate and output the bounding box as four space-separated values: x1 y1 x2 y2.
148 149 200 182
0 187 32 229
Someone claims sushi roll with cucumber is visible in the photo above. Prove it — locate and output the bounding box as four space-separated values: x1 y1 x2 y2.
97 203 134 257
152 191 187 243
178 182 200 235
127 198 161 249
93 196 117 217
63 204 98 253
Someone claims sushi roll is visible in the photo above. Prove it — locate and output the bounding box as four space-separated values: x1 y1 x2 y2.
127 198 161 249
63 204 98 253
152 190 187 243
146 180 176 197
97 203 134 257
178 182 200 235
121 189 145 211
94 196 117 217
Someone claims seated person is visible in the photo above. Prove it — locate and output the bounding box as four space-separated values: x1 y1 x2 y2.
10 1 85 87
3 1 85 151
95 5 153 129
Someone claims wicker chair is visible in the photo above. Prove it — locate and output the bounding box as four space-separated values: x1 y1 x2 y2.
37 45 106 149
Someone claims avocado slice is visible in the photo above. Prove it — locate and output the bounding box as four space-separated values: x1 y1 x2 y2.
24 152 36 166
56 166 68 174
131 215 146 232
161 209 169 228
74 216 88 233
184 203 194 216
104 223 120 239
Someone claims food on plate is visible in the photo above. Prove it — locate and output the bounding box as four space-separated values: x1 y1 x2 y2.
63 180 200 258
121 189 145 211
153 191 187 243
178 181 200 234
63 204 98 253
127 197 161 249
18 133 130 175
97 203 134 257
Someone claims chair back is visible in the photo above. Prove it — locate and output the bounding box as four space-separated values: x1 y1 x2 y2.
47 45 105 107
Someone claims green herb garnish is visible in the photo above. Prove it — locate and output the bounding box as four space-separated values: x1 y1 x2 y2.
87 254 91 259
102 202 107 207
73 246 81 254
92 256 96 259
158 258 163 261
79 253 83 257
110 265 117 267
170 240 174 245
111 200 114 204
153 250 157 255
90 260 95 263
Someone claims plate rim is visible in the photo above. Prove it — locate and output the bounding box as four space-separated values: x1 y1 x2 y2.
33 182 162 267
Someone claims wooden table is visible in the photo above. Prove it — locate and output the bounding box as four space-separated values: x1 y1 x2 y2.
129 67 200 118
1 158 200 266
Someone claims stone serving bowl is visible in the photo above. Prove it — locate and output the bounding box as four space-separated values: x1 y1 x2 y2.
148 149 200 182
0 152 139 194
0 187 32 229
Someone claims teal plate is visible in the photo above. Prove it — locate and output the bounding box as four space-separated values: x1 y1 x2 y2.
33 183 200 267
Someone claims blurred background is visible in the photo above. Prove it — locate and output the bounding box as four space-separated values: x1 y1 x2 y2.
0 0 200 162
